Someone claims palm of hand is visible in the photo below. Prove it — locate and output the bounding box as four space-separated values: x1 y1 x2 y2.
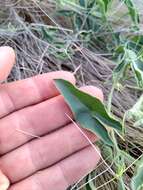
0 47 102 190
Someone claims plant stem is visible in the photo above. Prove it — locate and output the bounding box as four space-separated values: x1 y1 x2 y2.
107 84 115 114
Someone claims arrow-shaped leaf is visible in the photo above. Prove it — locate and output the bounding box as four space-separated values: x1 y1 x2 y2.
55 79 122 146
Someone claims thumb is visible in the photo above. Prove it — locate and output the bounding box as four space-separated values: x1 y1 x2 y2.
0 46 15 82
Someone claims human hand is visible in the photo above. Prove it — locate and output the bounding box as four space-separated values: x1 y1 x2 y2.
0 46 103 190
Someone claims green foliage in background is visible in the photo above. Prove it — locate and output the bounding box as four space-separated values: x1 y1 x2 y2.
42 27 74 60
41 0 143 90
51 1 143 189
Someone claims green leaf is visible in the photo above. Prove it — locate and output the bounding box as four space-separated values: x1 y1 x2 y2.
42 27 54 43
114 61 127 75
123 49 143 88
113 46 130 84
118 178 126 190
55 79 122 146
115 48 143 88
121 151 135 164
102 0 111 11
79 0 86 7
87 0 95 9
131 59 143 88
131 157 143 190
74 14 83 30
85 174 96 190
127 94 143 127
122 0 140 25
101 143 113 161
97 0 106 21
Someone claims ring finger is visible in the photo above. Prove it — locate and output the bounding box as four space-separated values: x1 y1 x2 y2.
9 146 100 190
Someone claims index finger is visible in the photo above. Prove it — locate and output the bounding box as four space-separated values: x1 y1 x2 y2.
0 71 75 118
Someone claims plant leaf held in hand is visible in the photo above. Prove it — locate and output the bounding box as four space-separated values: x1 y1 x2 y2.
55 79 122 146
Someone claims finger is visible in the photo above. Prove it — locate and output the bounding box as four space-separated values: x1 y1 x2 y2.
0 122 98 182
80 85 103 101
9 146 100 190
0 86 103 155
0 71 75 118
0 169 10 190
0 46 15 82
